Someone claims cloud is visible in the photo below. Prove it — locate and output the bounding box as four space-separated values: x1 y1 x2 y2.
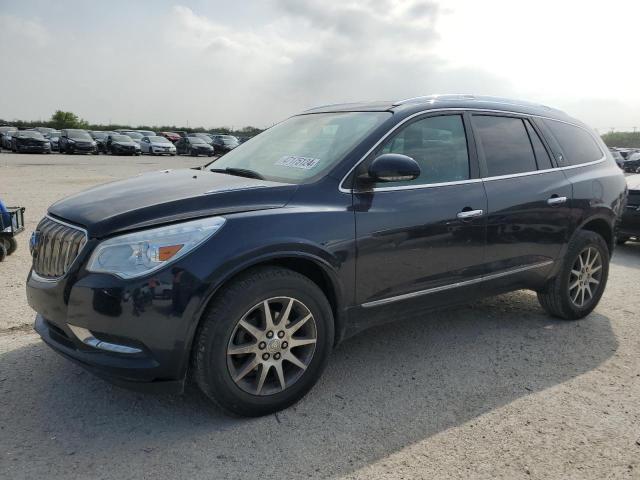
0 14 50 48
2 1 635 130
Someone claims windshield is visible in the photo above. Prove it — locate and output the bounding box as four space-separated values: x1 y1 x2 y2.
149 136 171 143
91 132 108 139
190 137 207 144
20 131 45 139
221 135 239 145
68 130 92 140
47 131 61 138
123 132 143 139
207 112 391 183
112 135 132 142
0 126 17 133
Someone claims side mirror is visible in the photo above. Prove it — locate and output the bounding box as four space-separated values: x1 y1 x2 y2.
367 153 421 183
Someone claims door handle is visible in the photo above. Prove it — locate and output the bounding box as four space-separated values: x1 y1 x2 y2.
547 196 567 206
456 209 484 219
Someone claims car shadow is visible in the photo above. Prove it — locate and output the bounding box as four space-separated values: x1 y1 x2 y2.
0 291 617 479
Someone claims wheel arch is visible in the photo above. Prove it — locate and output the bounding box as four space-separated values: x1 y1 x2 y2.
577 215 614 254
182 251 348 378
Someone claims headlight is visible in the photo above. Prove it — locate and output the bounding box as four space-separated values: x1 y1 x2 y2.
86 216 226 279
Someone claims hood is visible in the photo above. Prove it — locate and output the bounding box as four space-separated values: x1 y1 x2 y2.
48 168 297 238
151 142 175 148
627 174 640 192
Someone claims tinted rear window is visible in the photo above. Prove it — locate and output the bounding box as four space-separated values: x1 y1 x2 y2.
542 119 602 165
473 115 537 176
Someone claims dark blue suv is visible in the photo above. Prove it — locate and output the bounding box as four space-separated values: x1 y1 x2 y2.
27 95 626 416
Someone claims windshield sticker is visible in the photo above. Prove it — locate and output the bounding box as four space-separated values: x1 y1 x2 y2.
275 155 321 170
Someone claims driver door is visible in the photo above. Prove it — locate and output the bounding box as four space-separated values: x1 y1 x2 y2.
354 113 488 310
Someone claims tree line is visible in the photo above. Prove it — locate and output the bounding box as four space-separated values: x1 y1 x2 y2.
601 131 640 148
0 110 264 138
4 110 640 147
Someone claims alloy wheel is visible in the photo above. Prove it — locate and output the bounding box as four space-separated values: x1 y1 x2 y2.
226 296 317 396
568 246 602 307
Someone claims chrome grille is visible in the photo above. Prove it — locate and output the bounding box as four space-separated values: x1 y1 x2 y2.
32 217 87 279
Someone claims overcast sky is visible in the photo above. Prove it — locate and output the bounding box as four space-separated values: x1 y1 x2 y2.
1 0 638 131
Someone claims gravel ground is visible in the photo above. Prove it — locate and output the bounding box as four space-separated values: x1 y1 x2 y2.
0 153 639 479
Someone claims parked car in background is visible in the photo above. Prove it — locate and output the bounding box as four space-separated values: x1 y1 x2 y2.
90 131 115 153
159 131 181 143
187 132 215 147
119 131 144 145
33 127 56 136
59 129 98 155
610 149 625 169
175 136 214 156
140 135 177 156
623 152 640 173
26 95 626 416
11 130 51 154
0 126 17 149
210 134 239 154
45 130 62 151
617 174 640 244
105 134 141 156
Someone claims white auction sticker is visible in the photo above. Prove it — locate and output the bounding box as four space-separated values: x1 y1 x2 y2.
275 155 321 170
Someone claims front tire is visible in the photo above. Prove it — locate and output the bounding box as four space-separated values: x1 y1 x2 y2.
537 230 609 320
193 266 334 417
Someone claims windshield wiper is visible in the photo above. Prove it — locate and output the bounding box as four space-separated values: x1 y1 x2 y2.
210 167 264 180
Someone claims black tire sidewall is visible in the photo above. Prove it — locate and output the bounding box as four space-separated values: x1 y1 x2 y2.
195 268 334 416
558 231 610 318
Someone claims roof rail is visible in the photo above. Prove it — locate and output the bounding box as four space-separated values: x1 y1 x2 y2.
392 94 556 111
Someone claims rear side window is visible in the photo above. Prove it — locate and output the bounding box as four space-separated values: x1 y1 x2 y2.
375 114 470 186
473 116 537 176
542 119 602 165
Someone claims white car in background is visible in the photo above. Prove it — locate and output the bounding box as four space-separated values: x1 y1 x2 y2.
139 135 177 156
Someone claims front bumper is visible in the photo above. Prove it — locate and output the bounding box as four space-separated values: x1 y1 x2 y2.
17 144 51 153
34 314 183 393
26 249 207 393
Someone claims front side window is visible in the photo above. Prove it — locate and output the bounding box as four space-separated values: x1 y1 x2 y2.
473 115 537 176
208 112 391 184
542 119 602 166
371 114 470 186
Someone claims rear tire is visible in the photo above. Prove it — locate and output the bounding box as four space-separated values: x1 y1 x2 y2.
192 266 334 417
537 230 609 320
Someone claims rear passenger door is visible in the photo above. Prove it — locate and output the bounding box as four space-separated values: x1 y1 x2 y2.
471 113 572 274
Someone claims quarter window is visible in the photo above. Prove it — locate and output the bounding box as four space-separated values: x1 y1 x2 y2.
473 115 538 176
525 120 553 170
542 119 602 165
374 114 470 186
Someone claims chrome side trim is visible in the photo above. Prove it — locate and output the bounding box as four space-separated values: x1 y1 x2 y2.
361 260 554 308
339 107 606 194
67 324 142 354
